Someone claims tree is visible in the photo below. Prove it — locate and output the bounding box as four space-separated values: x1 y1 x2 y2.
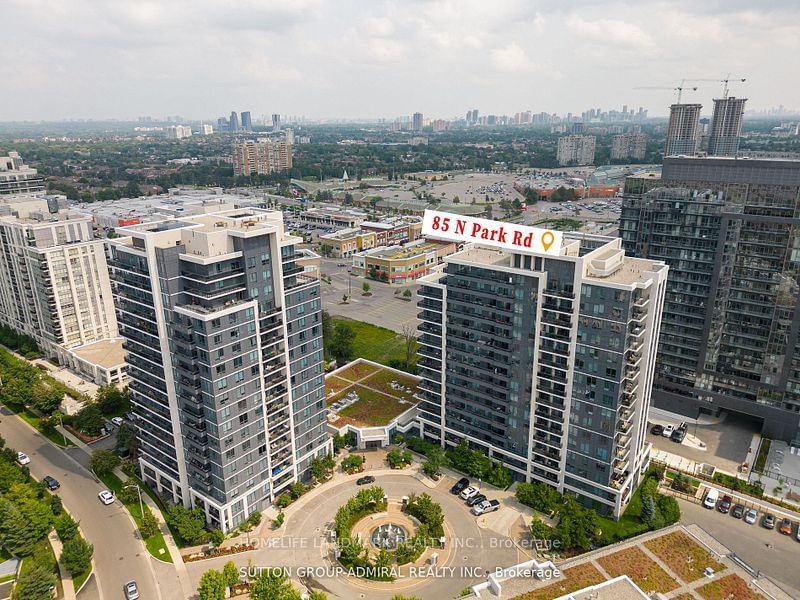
73 404 105 436
515 481 562 514
11 563 55 600
30 383 63 414
90 450 121 476
530 517 554 545
117 479 140 505
308 592 328 600
198 568 227 600
55 513 80 541
402 288 412 298
362 282 370 294
250 569 302 600
486 462 513 489
223 560 240 590
321 311 333 359
166 504 209 545
422 446 445 478
95 385 131 415
641 494 656 525
60 536 93 576
50 494 63 516
140 507 160 539
0 488 54 556
330 322 356 365
401 324 417 364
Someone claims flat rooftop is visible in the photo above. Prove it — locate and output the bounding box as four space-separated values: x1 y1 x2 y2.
364 242 443 260
69 338 126 369
325 360 420 427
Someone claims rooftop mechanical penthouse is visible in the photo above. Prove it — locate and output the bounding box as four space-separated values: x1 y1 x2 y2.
108 209 330 532
416 233 668 517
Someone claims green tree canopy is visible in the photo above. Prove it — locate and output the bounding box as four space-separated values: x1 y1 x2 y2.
60 536 93 576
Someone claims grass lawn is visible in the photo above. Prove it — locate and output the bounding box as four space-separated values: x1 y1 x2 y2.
362 369 419 401
0 573 14 584
1 402 75 448
595 487 649 544
73 568 91 592
325 376 354 396
697 574 766 599
334 361 382 382
329 384 414 426
597 546 678 594
97 472 173 562
332 318 417 366
644 531 725 583
512 562 606 600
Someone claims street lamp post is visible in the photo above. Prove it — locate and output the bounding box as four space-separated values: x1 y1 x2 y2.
58 413 66 447
348 268 352 301
125 484 144 518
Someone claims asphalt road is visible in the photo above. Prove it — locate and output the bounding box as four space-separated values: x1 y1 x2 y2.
0 405 167 600
678 497 800 596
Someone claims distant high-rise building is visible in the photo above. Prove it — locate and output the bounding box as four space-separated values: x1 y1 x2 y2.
284 128 295 145
571 122 585 134
611 133 647 161
240 111 252 131
0 152 46 195
708 97 747 157
556 135 596 166
109 209 330 531
232 140 292 176
664 104 701 156
217 117 229 131
200 124 214 136
272 114 281 131
412 112 423 132
417 236 668 517
166 125 192 140
229 111 240 132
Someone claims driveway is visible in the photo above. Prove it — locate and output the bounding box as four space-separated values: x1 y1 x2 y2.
0 405 176 600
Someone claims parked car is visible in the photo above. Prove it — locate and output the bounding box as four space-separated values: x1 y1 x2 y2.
43 475 60 491
731 504 745 519
16 451 30 465
717 495 732 514
460 486 480 500
779 518 792 535
124 580 139 600
466 493 487 507
356 475 375 486
472 499 501 515
796 524 800 542
650 424 664 436
671 428 687 443
744 508 758 524
762 514 775 530
703 488 719 509
662 424 674 438
450 477 470 495
111 416 124 427
98 490 115 505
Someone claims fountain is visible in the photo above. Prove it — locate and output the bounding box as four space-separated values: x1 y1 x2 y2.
370 523 408 550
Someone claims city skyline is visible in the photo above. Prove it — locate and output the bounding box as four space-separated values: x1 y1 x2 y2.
2 0 799 121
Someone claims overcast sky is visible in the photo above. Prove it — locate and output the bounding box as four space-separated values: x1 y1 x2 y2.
2 0 799 122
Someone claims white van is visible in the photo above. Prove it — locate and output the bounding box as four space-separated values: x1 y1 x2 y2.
703 488 719 509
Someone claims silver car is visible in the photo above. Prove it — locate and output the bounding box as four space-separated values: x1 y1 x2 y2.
744 508 758 524
124 580 139 600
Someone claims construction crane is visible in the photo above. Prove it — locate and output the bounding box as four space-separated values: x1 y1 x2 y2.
633 82 698 104
720 74 746 98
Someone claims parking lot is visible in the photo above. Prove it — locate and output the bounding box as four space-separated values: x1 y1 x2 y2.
317 257 420 333
679 496 800 595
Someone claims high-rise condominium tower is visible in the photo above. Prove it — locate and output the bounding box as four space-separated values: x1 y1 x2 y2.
707 97 747 157
620 156 800 441
0 152 46 195
232 140 293 176
664 104 702 156
240 111 252 132
412 112 423 132
108 209 330 531
416 235 668 517
229 111 240 132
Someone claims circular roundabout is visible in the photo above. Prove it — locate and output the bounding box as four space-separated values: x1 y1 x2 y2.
272 473 522 599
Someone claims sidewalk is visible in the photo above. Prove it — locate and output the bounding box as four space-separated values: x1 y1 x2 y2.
49 530 76 600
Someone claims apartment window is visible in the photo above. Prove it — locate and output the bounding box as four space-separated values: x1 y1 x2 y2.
217 378 228 390
239 413 249 424
228 313 238 324
225 449 235 460
211 318 221 329
232 343 241 353
233 357 243 368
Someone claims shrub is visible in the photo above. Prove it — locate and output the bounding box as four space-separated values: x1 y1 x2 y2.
273 512 285 528
60 535 93 576
341 454 365 474
277 493 293 508
50 494 63 516
90 450 121 476
55 513 80 541
140 507 160 539
166 504 210 546
209 529 225 546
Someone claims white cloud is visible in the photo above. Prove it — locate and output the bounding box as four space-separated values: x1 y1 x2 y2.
367 38 405 63
491 43 535 72
566 15 656 49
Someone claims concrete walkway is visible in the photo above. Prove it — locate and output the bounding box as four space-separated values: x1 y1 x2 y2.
49 530 77 600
